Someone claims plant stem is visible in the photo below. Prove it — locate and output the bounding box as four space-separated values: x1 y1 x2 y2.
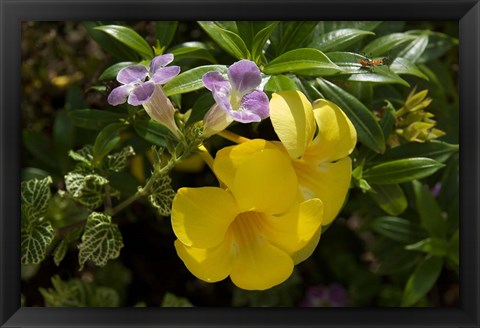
217 130 250 144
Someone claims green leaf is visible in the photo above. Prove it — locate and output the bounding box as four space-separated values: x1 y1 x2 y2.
390 57 429 80
103 146 135 173
92 123 126 164
405 237 448 256
369 184 407 216
21 221 55 264
163 65 227 96
78 212 124 269
264 75 299 93
417 32 458 63
270 21 318 56
315 78 385 153
401 255 443 306
379 101 396 141
373 140 458 164
235 21 268 49
371 216 427 244
186 92 215 125
412 180 447 239
376 247 419 275
64 167 109 209
99 62 136 80
94 25 153 59
92 287 120 307
170 45 217 64
155 21 178 50
53 239 68 266
133 119 172 147
53 111 75 163
363 158 444 184
447 230 459 269
68 109 128 130
21 176 53 223
309 28 375 52
396 34 429 63
69 145 94 166
362 33 417 57
22 130 57 169
251 22 278 63
263 48 341 76
148 174 175 216
161 292 193 307
197 21 250 60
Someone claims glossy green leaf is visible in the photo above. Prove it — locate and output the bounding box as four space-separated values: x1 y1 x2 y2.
315 78 385 153
171 45 217 64
362 33 417 56
94 25 153 59
235 21 268 49
69 145 94 166
401 255 443 306
78 212 124 270
198 21 250 60
84 22 139 61
270 21 318 56
163 65 227 96
264 75 298 93
68 109 128 130
93 123 126 164
251 22 278 63
416 32 458 63
363 158 444 184
99 62 136 80
133 119 171 147
390 57 429 80
309 28 375 52
315 21 382 34
371 216 427 244
373 140 458 164
412 180 447 239
264 48 341 76
369 184 407 216
396 34 429 63
155 21 178 49
379 101 396 141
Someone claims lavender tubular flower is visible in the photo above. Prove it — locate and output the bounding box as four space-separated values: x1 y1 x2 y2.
107 54 181 138
201 60 269 136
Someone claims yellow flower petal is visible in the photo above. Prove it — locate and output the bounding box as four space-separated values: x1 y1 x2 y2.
310 99 357 162
291 228 322 264
260 198 323 255
231 147 297 214
213 139 278 190
171 187 239 248
294 157 352 225
270 90 316 160
229 212 294 290
174 235 234 283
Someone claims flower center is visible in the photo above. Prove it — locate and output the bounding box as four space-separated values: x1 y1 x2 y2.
229 89 243 111
230 211 265 252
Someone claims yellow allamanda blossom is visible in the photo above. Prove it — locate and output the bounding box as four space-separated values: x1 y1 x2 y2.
270 90 357 226
171 139 323 290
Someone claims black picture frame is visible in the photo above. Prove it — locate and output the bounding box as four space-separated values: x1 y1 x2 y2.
1 0 479 327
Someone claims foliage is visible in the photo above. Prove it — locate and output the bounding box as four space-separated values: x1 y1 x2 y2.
21 20 458 307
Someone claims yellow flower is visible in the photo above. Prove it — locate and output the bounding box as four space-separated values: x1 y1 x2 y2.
270 90 357 226
171 139 323 290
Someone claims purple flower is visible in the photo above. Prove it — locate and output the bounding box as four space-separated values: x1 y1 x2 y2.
299 284 348 307
108 54 180 106
202 60 269 124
